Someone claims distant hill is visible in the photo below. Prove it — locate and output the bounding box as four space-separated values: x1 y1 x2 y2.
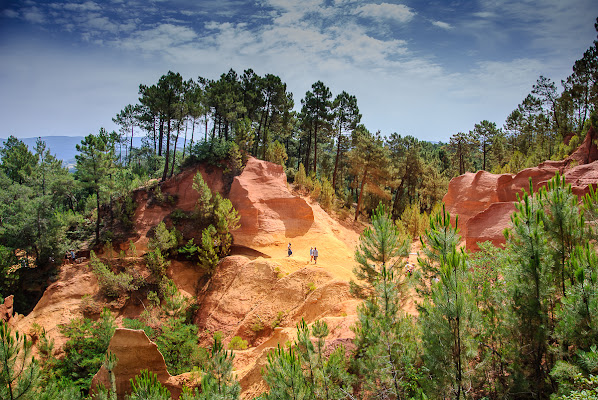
0 136 145 168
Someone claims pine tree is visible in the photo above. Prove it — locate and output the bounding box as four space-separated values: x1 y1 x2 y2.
0 320 39 400
350 203 409 299
541 172 585 296
417 204 461 295
193 335 240 400
419 247 475 400
128 370 172 400
263 320 352 400
192 171 212 219
75 129 115 244
352 265 422 400
263 346 310 400
503 180 552 397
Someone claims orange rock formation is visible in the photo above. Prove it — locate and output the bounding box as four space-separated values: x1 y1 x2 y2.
444 126 598 251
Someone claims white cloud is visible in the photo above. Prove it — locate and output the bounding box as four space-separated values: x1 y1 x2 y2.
354 2 414 23
118 23 198 52
432 20 452 30
22 6 45 23
3 9 19 18
61 1 102 12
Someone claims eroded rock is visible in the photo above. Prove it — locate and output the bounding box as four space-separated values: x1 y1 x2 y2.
229 157 314 246
91 328 182 400
445 126 598 251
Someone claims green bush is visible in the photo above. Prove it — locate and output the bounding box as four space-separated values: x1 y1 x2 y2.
149 222 180 255
56 309 115 391
129 370 172 400
228 336 248 350
89 252 137 298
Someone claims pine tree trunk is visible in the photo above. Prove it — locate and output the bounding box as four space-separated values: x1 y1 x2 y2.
355 166 368 221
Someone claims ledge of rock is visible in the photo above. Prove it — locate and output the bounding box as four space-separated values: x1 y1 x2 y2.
229 157 314 246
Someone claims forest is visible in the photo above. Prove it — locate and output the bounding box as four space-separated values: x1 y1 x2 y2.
1 16 597 400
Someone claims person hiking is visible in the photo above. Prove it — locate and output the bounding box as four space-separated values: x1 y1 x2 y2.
310 247 314 262
287 243 292 257
313 247 318 264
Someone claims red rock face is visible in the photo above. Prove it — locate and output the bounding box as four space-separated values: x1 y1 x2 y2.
444 126 598 251
229 157 314 246
0 295 14 323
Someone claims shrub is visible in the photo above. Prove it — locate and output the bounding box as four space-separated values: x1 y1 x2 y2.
250 316 264 333
145 249 170 284
149 222 180 255
228 336 248 350
89 251 137 298
271 311 285 329
266 140 288 167
310 179 322 201
307 282 316 293
56 309 115 391
295 163 307 188
129 370 172 400
320 177 335 211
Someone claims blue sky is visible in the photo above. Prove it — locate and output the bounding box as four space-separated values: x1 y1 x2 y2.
1 0 596 143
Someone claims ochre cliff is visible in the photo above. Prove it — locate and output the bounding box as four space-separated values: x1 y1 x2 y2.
444 126 598 251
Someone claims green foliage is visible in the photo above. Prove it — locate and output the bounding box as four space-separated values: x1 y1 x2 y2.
309 179 321 201
123 318 155 339
556 243 598 351
0 135 37 185
149 222 180 255
319 177 335 211
553 374 598 400
228 336 248 350
271 311 285 329
419 247 476 399
351 203 409 298
0 320 40 400
197 335 240 399
192 171 213 218
398 201 429 240
113 193 136 231
89 251 137 298
56 309 115 391
263 319 353 399
503 180 554 396
75 129 116 244
266 140 288 167
128 370 172 400
417 204 461 291
294 163 307 188
352 265 422 400
145 249 170 285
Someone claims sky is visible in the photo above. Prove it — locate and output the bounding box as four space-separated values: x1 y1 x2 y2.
0 0 597 144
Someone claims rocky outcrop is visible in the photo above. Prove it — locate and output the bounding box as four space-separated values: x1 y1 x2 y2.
14 262 99 353
229 157 314 246
91 329 183 400
0 295 14 323
193 254 359 397
444 126 598 251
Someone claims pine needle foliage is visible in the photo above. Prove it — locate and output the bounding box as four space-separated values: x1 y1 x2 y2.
417 204 461 292
128 370 171 400
351 203 409 298
262 319 352 400
352 265 422 400
503 179 553 397
0 320 39 400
